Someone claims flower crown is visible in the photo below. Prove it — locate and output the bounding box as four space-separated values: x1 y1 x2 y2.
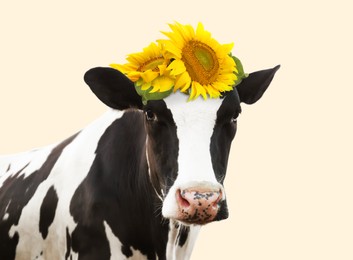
111 22 247 103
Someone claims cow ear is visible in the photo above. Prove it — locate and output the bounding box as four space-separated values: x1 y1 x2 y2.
236 65 280 104
84 67 143 110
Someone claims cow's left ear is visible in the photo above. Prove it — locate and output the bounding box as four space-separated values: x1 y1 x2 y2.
236 65 280 104
84 67 143 110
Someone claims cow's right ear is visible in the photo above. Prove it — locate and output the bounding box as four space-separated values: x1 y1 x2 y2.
236 65 280 105
84 67 143 110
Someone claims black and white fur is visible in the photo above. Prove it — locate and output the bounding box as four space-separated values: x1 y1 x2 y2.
0 65 279 259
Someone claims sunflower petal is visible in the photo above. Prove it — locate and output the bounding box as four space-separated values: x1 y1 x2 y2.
196 22 211 41
174 72 191 91
159 40 182 59
189 81 197 100
220 43 234 55
127 71 142 82
153 76 174 92
141 82 152 91
168 59 186 76
141 70 159 83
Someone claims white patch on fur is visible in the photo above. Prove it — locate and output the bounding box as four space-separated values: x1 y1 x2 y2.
182 225 201 259
0 146 55 189
2 212 9 221
103 221 127 259
2 200 11 221
104 221 148 260
146 136 164 202
166 221 200 260
5 109 124 259
162 92 225 219
127 249 148 260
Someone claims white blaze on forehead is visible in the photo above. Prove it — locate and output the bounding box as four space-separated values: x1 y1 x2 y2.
163 92 223 186
162 92 225 219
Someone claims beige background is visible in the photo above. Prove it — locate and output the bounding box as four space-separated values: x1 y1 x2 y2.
1 0 352 259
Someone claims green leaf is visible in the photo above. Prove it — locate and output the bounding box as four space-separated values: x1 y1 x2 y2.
134 84 173 104
230 54 248 86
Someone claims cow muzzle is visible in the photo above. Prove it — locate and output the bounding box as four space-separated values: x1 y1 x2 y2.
175 187 222 225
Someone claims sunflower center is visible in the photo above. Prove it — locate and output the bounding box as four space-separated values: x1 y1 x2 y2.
181 41 219 85
138 57 165 72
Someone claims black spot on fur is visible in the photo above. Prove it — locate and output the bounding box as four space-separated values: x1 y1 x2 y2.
70 112 169 260
65 227 71 260
144 99 179 198
39 186 58 239
210 91 241 221
121 245 133 258
0 133 77 260
178 226 190 247
6 164 11 173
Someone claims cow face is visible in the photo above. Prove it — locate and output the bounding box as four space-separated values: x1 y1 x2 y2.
144 92 239 224
84 65 279 225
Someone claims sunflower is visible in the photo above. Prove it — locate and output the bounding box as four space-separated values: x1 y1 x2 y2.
160 22 238 100
110 42 174 94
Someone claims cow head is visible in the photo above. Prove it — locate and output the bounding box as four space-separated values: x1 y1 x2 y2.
84 65 279 225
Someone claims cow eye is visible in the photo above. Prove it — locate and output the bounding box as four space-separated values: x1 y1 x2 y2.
145 110 156 121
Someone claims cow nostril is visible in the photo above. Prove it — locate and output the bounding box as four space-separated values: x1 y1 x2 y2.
205 190 222 209
211 199 220 209
176 189 190 208
213 190 222 206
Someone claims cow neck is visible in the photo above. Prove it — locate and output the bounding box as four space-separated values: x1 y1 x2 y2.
76 109 169 259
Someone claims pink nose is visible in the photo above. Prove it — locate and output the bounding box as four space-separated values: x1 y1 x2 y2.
176 188 222 224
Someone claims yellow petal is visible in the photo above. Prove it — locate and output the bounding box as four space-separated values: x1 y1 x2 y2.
111 63 135 74
167 59 186 76
174 72 191 91
127 71 142 82
127 53 146 65
141 82 152 90
189 81 197 100
206 85 221 98
195 22 211 42
199 86 208 100
158 64 167 75
195 81 207 100
169 22 186 40
141 70 159 83
161 31 184 49
220 43 234 56
184 24 195 41
181 78 192 92
217 74 237 85
196 22 205 37
153 76 174 92
160 40 182 59
110 63 124 71
149 85 160 93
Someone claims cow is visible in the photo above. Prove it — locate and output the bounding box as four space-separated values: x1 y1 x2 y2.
0 65 279 260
